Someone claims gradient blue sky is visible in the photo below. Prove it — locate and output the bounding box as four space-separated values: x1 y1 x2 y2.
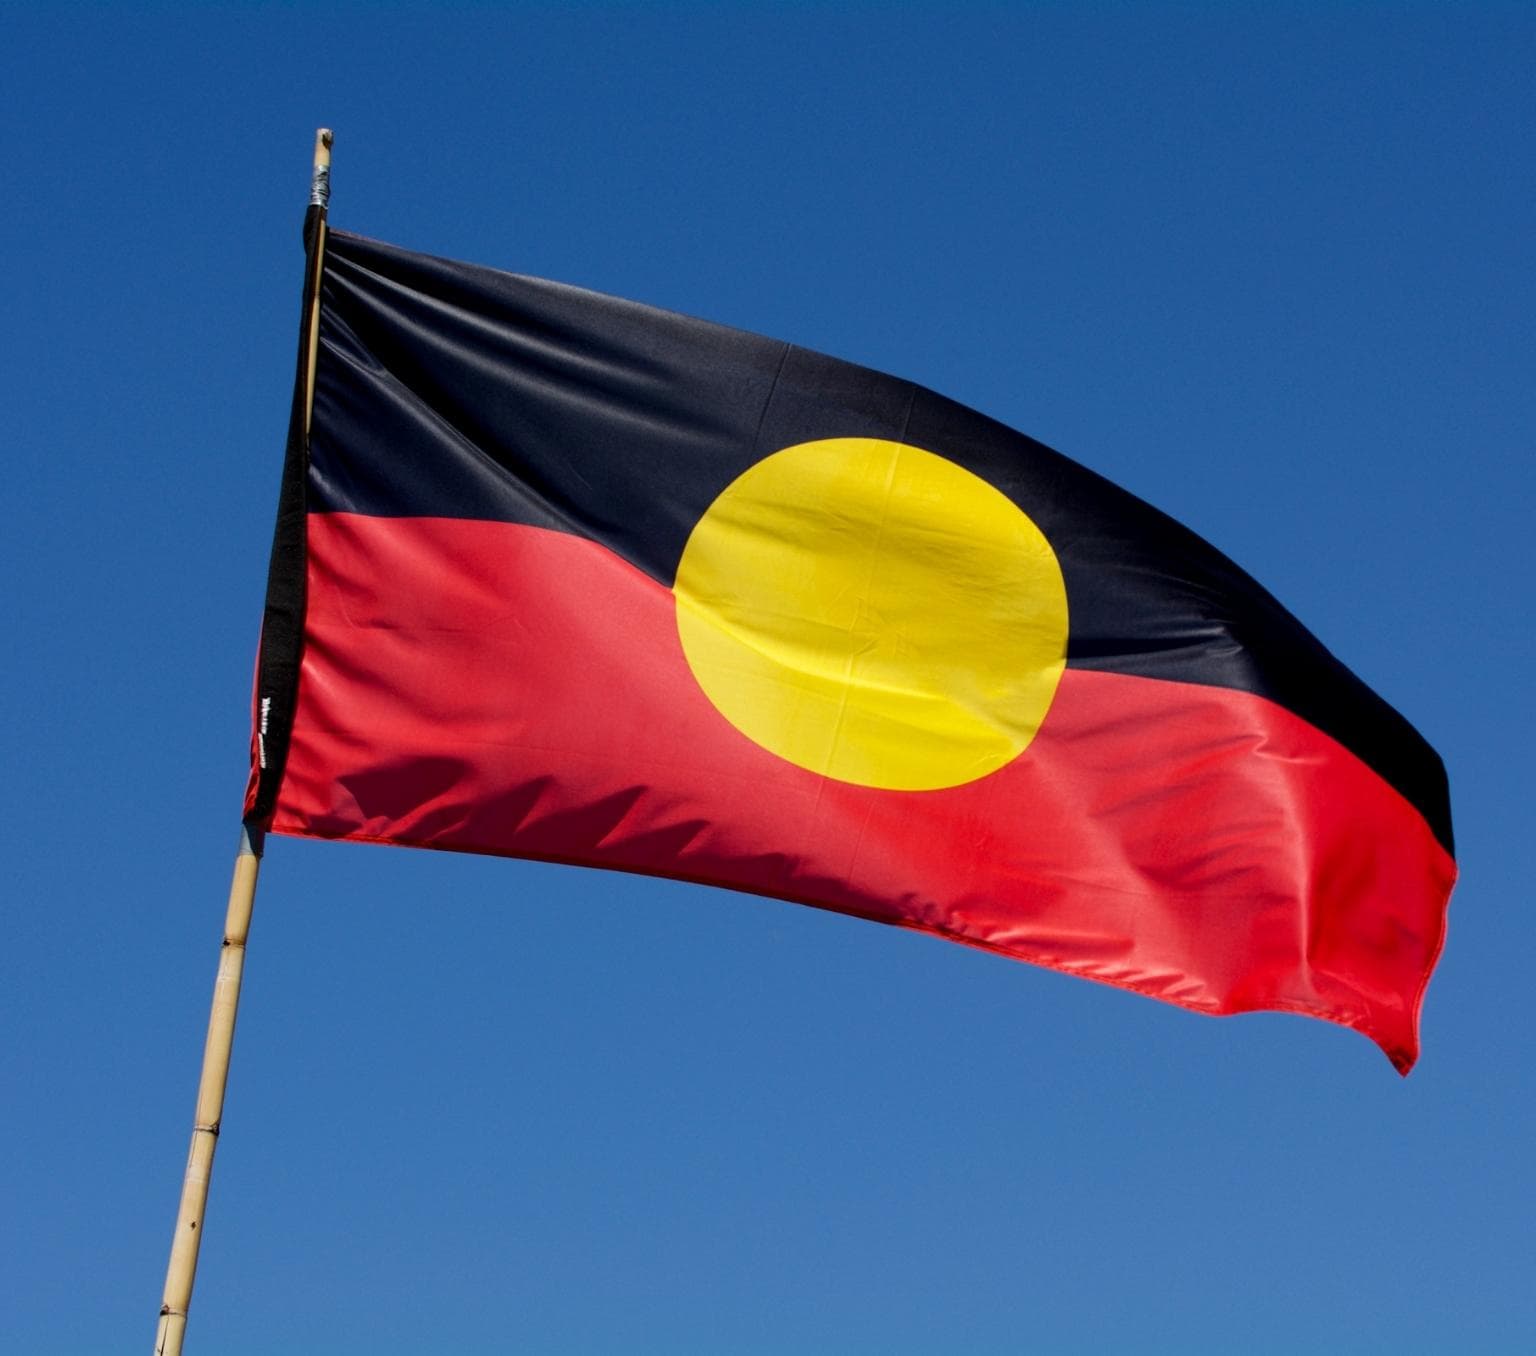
3 4 1533 1353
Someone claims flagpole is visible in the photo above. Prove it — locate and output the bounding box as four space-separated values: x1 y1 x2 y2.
152 128 333 1356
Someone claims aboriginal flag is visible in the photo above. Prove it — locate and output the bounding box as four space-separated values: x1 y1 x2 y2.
248 214 1454 1072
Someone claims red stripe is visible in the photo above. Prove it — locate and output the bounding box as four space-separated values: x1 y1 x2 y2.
274 513 1454 1071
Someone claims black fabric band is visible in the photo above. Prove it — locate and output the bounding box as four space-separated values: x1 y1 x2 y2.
249 205 324 826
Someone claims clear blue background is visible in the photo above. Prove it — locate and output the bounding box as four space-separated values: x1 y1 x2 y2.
3 4 1531 1353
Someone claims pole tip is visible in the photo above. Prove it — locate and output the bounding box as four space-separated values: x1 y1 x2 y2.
311 129 333 209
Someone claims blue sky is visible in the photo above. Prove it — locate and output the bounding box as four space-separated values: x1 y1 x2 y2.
2 3 1532 1353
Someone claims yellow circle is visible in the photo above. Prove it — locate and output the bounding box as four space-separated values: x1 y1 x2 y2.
674 438 1068 790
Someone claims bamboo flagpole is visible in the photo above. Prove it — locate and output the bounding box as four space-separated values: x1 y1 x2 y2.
152 824 262 1356
153 128 333 1356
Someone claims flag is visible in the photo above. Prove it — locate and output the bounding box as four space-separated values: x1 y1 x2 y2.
249 223 1454 1072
